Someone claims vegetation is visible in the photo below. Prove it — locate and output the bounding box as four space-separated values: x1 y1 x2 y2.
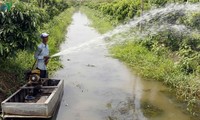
0 0 70 60
80 7 114 34
0 2 45 59
83 0 146 24
110 42 199 114
82 0 200 117
83 0 200 24
0 0 74 98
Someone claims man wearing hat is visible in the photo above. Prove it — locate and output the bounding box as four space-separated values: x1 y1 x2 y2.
34 32 50 78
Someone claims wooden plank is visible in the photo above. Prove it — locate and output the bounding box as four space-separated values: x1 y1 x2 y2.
1 103 47 116
3 115 51 118
36 96 48 103
46 80 64 115
21 86 58 89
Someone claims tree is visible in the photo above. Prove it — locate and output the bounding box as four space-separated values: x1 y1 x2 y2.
0 2 45 59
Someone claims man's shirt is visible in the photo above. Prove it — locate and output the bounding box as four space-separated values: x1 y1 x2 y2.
34 43 49 70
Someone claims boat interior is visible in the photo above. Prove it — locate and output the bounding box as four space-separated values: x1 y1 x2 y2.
6 79 60 103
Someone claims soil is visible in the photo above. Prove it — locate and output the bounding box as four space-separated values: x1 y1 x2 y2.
0 71 19 104
0 92 4 112
0 92 5 111
0 93 4 104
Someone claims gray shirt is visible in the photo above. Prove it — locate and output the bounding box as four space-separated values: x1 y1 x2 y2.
34 43 49 70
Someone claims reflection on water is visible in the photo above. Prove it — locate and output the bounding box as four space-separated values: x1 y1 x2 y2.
140 79 190 120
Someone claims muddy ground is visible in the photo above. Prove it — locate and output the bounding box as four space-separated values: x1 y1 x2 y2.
0 71 20 104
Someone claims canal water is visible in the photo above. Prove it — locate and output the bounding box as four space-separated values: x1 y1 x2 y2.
53 11 192 120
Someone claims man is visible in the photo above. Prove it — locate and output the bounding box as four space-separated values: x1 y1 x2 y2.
34 32 50 78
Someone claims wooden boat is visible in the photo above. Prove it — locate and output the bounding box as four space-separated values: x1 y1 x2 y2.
1 79 64 119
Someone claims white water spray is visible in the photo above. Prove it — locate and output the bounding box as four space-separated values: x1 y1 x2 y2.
51 3 200 58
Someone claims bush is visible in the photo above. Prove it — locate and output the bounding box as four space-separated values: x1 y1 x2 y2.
0 2 46 59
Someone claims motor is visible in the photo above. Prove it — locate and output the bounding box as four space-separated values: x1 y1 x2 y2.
25 69 41 84
28 69 41 84
24 69 42 97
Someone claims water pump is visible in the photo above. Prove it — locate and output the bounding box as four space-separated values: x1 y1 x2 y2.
28 69 41 84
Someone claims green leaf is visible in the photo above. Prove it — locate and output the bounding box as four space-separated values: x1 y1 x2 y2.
1 12 5 18
19 12 24 21
0 43 3 55
0 29 3 34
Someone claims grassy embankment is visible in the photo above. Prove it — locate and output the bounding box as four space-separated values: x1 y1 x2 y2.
0 7 75 102
80 6 200 117
80 7 114 34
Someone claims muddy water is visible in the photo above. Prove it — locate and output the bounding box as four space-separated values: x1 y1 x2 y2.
53 12 191 120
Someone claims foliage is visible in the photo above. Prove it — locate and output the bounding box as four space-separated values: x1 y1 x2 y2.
19 0 69 19
149 0 168 6
80 6 114 34
0 7 75 96
84 0 149 23
141 29 183 51
45 0 69 19
110 42 175 81
0 2 45 59
181 12 200 30
0 0 70 59
83 0 200 24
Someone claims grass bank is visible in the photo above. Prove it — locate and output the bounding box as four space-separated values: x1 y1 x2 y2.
0 7 75 100
110 41 200 117
80 6 114 34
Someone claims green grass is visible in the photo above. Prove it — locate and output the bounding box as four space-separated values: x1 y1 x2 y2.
110 42 175 81
110 41 200 117
80 6 115 34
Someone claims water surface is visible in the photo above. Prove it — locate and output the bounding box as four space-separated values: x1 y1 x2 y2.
54 11 191 120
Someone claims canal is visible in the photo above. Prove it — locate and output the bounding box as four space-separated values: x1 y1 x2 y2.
53 11 191 120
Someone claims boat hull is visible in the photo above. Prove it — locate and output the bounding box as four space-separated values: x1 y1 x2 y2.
1 79 64 119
